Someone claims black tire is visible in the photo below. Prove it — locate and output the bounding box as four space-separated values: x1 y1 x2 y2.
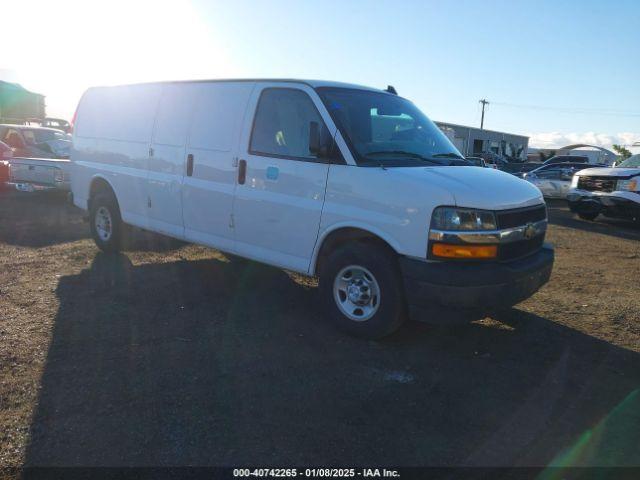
89 191 123 253
318 242 406 339
578 212 599 221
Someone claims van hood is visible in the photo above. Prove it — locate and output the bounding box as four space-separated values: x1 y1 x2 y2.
575 167 640 178
392 166 544 210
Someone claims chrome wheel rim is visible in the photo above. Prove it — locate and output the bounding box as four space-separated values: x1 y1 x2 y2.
95 206 113 242
333 265 380 321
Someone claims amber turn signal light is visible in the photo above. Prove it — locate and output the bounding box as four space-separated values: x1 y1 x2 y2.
432 243 498 259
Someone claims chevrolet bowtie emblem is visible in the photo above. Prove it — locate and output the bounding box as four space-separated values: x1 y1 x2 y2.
523 222 536 240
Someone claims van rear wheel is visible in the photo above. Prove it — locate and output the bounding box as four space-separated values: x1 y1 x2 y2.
89 191 123 253
319 243 406 339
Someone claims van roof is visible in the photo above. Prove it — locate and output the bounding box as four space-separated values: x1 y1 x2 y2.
88 78 387 93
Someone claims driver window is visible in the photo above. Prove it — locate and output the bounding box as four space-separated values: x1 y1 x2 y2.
250 88 327 160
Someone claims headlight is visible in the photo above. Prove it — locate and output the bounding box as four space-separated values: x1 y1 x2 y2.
431 207 497 231
571 174 579 188
617 178 638 191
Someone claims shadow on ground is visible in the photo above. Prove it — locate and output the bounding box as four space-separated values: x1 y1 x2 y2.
0 190 184 252
0 191 87 248
24 253 640 467
546 199 640 241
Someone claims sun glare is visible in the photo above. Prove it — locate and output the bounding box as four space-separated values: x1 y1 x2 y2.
2 0 240 119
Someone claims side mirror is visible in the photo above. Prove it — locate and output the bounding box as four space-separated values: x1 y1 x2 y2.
309 121 332 158
309 121 321 156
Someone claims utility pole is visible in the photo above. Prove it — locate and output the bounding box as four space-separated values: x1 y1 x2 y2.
479 99 489 129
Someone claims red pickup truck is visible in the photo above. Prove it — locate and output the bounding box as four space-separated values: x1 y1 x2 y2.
0 141 12 189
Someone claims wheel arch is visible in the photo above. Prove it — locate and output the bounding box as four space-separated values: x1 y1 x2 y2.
310 224 401 276
88 175 118 210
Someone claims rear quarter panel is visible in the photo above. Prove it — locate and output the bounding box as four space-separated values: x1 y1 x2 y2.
71 85 161 228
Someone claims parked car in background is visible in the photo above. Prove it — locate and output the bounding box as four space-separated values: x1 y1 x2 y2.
523 162 596 199
505 162 543 177
475 152 507 169
41 117 71 133
8 157 71 192
542 155 589 166
0 124 71 159
0 141 11 189
568 154 640 222
465 156 487 167
70 78 553 338
0 140 12 161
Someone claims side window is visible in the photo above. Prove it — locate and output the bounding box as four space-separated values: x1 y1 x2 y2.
537 169 561 179
250 88 328 160
22 130 36 145
4 129 24 148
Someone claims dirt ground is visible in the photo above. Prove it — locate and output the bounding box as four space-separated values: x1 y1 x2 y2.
0 189 639 468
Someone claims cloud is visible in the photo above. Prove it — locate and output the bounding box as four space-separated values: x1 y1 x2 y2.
528 132 640 151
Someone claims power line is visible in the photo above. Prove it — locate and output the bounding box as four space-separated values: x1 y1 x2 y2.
490 101 640 117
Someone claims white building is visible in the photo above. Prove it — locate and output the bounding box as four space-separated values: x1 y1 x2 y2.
436 121 529 161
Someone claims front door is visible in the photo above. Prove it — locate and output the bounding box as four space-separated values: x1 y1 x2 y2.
232 85 335 273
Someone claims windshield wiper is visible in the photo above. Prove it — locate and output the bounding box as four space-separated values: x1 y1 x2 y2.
431 152 465 160
365 150 440 164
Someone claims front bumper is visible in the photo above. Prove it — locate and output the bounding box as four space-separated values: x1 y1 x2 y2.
399 244 554 316
567 190 640 220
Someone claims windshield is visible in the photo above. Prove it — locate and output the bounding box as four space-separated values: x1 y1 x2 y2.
617 155 640 168
317 87 463 167
22 129 68 145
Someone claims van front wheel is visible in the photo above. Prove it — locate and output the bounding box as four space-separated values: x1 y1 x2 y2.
319 243 406 339
89 191 123 253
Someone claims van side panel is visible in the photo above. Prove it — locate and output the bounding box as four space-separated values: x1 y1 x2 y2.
182 82 255 253
147 83 200 238
71 85 161 228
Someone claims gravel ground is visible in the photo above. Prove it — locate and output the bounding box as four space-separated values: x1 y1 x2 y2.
0 190 639 468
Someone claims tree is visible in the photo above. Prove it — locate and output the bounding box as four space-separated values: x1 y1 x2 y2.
612 144 632 164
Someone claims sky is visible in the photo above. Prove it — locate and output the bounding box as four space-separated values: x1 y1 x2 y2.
2 0 639 151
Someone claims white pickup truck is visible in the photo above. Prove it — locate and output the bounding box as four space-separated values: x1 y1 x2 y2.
8 157 71 192
568 155 640 222
70 79 554 338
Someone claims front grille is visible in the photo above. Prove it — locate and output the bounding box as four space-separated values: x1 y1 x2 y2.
496 204 547 229
577 176 616 193
499 234 544 261
495 204 547 261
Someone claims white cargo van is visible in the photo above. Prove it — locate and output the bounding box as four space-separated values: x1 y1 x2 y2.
71 79 554 338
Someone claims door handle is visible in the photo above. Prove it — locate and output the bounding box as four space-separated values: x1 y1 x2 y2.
238 159 247 185
186 153 194 177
